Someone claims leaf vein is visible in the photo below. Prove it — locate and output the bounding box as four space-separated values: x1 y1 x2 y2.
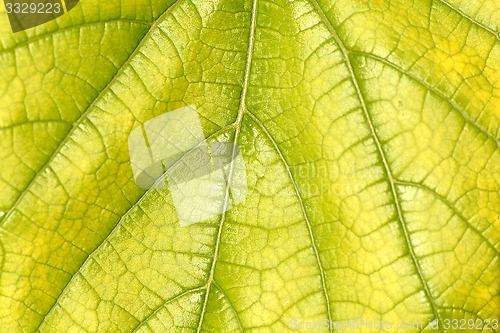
195 0 259 331
246 111 333 332
351 51 499 146
309 0 442 325
434 0 500 41
394 180 499 253
0 0 183 232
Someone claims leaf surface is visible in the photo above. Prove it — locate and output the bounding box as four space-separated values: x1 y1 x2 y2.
0 0 499 332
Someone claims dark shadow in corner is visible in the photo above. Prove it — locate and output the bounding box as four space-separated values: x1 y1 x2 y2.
6 0 80 33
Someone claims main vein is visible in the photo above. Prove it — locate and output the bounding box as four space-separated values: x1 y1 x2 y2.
195 0 258 331
33 125 229 333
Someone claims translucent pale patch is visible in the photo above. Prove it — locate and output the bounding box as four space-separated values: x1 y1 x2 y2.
128 106 247 226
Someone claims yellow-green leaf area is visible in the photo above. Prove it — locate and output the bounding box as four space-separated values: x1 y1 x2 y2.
0 0 498 332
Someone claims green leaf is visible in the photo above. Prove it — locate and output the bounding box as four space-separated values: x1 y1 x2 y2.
0 0 499 332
